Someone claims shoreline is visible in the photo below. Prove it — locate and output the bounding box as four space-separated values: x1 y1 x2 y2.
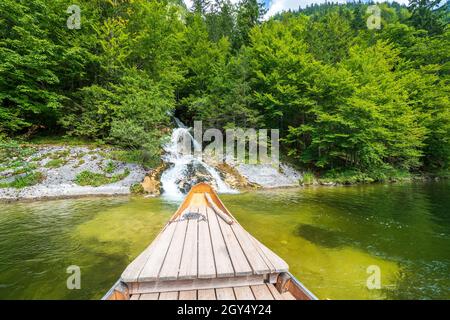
1 142 447 203
1 175 446 203
0 145 147 202
0 192 132 204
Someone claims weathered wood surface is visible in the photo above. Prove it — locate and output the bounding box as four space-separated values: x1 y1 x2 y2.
178 207 199 279
197 289 216 300
128 284 294 300
206 205 235 277
159 291 179 300
216 287 236 300
139 293 159 300
233 286 255 300
197 206 216 279
121 201 289 282
205 193 234 224
178 290 197 300
250 284 274 300
128 275 266 294
119 184 294 298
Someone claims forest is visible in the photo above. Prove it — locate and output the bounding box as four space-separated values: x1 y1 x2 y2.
0 0 449 181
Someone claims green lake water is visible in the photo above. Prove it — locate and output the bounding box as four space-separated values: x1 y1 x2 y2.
0 181 449 300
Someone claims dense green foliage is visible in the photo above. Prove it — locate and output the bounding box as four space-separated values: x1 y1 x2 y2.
0 0 448 175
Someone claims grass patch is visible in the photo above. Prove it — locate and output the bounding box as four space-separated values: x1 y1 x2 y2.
0 137 35 163
73 159 85 168
0 171 44 189
1 162 37 176
0 161 26 173
44 158 67 169
75 152 86 159
319 168 412 185
320 169 374 185
11 163 38 175
28 135 97 146
104 161 116 174
299 171 315 185
130 183 144 194
49 150 70 159
30 154 47 162
107 149 159 168
74 169 130 187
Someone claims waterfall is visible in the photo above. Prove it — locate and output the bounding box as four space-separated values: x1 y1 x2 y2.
160 118 236 200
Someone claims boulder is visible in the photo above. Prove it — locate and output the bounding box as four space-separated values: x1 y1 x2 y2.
175 161 216 194
141 163 166 195
215 162 258 190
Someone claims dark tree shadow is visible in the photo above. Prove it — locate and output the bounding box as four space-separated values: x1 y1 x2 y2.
294 224 349 249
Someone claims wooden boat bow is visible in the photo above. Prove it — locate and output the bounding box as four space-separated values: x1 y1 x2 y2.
104 183 318 300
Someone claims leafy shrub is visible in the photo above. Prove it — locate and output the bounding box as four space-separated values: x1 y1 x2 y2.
107 149 160 169
0 136 34 163
300 171 315 185
104 161 116 174
74 169 130 187
319 168 413 185
130 183 144 194
319 169 372 184
45 159 67 169
0 172 44 189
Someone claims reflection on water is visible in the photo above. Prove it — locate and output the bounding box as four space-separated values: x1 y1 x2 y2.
0 181 449 299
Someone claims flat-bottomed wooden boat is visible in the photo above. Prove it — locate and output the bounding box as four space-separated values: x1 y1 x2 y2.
103 183 318 300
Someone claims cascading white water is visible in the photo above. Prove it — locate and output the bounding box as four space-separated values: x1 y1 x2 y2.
160 119 236 200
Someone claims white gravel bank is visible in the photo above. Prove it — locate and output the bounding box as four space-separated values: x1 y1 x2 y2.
0 146 147 201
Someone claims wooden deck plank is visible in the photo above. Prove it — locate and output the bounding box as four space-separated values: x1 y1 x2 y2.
266 284 284 300
231 223 271 274
249 235 288 272
281 291 296 300
121 231 164 282
215 209 252 276
198 206 216 278
125 207 191 282
206 207 234 277
139 293 159 300
246 236 276 273
179 290 197 300
129 274 265 295
178 209 199 279
216 287 235 300
158 218 189 280
197 289 216 300
251 284 275 300
139 222 179 281
114 185 317 303
159 291 179 300
233 286 255 300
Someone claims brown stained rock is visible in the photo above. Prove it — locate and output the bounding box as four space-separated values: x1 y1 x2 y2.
216 162 260 190
141 162 167 195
